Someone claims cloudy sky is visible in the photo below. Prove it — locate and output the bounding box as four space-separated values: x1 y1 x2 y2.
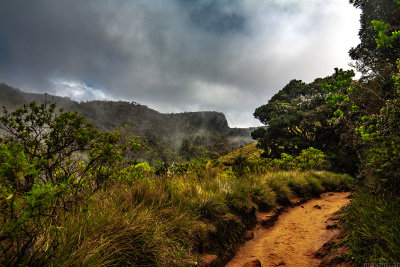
0 0 360 127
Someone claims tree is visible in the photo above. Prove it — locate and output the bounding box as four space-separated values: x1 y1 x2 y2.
252 70 359 174
349 0 400 77
0 101 100 190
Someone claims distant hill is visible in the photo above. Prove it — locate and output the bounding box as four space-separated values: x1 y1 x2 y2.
0 83 256 162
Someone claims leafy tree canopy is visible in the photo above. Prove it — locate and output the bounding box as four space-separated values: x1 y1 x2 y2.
349 0 400 77
252 69 359 174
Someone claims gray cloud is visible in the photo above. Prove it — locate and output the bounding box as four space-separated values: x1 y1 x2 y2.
0 0 360 127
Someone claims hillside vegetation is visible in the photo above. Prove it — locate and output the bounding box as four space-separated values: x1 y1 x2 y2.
0 101 353 265
0 83 254 163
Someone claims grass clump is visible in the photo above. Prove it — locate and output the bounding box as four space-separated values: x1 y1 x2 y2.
263 172 293 204
52 184 203 266
344 189 400 265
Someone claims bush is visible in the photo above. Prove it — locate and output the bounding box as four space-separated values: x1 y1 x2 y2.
296 147 328 170
269 147 328 171
0 102 148 265
0 143 38 193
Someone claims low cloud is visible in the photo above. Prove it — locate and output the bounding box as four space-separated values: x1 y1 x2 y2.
51 79 114 101
0 0 360 127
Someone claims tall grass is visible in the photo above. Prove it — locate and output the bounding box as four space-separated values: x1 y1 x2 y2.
52 185 203 266
345 189 400 264
1 167 353 266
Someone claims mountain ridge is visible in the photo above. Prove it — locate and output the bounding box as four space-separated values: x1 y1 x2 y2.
0 82 255 162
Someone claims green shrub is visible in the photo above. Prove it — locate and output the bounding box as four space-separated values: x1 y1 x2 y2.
296 147 328 170
269 147 328 171
0 102 151 265
232 155 253 177
116 162 154 182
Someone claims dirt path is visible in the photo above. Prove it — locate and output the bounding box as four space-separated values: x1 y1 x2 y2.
226 192 351 267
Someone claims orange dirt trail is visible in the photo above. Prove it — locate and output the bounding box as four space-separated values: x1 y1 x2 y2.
226 192 351 267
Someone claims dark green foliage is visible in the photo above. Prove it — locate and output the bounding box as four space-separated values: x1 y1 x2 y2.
232 155 254 177
0 143 38 193
342 2 400 263
252 79 317 157
356 76 400 191
349 0 400 77
252 69 359 174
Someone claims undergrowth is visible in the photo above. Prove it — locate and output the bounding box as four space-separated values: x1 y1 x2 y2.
345 189 400 265
0 102 354 266
1 168 353 266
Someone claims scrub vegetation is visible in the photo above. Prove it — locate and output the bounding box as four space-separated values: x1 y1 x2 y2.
0 101 353 266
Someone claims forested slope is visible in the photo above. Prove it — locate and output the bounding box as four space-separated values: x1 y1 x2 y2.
0 83 254 162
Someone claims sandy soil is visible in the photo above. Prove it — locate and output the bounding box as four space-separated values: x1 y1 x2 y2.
226 192 351 267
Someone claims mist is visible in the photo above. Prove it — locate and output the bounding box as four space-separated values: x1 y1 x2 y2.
0 0 360 127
